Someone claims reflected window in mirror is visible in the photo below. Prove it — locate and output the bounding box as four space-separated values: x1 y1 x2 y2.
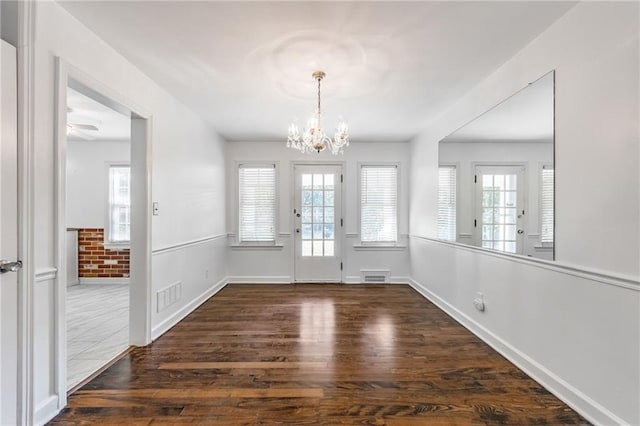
438 165 457 241
437 71 554 260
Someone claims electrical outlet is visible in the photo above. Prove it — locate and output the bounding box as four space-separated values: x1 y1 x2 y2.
473 293 485 312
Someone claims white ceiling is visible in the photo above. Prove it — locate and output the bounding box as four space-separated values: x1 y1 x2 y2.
67 87 130 141
57 1 574 143
442 71 554 144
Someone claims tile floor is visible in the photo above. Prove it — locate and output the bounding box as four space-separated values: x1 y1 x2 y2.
66 284 129 390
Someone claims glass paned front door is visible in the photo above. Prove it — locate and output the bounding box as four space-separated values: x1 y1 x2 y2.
294 165 342 282
475 166 524 255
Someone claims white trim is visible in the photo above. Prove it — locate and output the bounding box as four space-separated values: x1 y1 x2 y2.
33 395 59 426
410 235 639 290
35 267 57 283
78 278 130 285
152 234 227 255
353 244 406 251
53 58 154 414
16 1 36 423
408 278 626 426
230 244 284 250
343 276 411 284
226 276 292 284
151 278 227 340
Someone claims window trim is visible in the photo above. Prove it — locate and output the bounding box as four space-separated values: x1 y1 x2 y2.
235 161 280 247
357 162 400 246
105 162 131 249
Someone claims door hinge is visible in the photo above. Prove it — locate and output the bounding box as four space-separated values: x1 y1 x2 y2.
474 175 477 183
340 174 343 183
340 262 343 271
340 218 343 227
474 219 477 228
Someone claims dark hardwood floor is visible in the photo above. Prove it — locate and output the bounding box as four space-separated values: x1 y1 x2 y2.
50 284 589 425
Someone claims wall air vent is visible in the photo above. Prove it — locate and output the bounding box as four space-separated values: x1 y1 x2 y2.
361 270 390 283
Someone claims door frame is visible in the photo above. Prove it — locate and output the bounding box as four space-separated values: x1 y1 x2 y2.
472 162 528 254
53 58 153 408
15 1 36 424
290 161 346 283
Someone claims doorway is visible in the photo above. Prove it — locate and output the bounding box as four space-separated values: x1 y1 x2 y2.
64 86 131 390
54 59 152 407
474 165 525 254
293 164 343 282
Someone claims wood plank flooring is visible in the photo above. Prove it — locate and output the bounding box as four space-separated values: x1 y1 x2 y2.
50 284 589 425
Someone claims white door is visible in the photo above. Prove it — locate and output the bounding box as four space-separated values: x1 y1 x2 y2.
293 165 342 282
0 39 20 425
475 165 525 254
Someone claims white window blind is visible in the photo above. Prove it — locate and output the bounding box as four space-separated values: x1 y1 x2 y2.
360 165 398 243
108 165 131 243
541 166 554 243
438 166 456 241
239 165 276 243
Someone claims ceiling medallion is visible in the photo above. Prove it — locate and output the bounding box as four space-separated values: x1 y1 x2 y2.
287 71 349 154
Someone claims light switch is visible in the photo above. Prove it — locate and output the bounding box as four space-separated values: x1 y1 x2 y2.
153 202 160 215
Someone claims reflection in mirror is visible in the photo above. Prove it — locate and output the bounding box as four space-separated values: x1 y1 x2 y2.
438 71 554 260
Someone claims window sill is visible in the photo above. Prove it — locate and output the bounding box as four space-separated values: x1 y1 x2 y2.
104 242 130 251
353 244 407 251
230 243 284 250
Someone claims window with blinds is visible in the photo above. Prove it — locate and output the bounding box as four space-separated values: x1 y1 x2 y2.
238 164 276 243
541 165 554 244
360 165 398 243
438 166 456 241
108 165 131 243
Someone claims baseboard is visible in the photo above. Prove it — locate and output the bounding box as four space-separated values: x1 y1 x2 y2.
151 277 227 340
79 278 129 285
34 394 59 426
408 278 626 426
344 275 411 284
226 276 292 284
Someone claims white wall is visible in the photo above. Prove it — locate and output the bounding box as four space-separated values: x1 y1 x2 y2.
66 140 130 229
409 2 639 425
440 141 553 259
32 1 227 423
226 141 410 283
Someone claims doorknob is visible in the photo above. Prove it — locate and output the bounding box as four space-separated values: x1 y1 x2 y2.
296 229 300 233
296 213 300 217
0 260 22 274
517 229 524 234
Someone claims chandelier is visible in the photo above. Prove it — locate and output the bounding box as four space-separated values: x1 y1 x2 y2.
287 71 349 154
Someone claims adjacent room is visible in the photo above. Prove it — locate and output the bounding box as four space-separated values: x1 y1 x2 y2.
65 86 131 390
0 1 637 425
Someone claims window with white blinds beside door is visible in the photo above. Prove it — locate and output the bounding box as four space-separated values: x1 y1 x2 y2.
438 165 456 241
540 165 554 244
360 165 398 243
238 164 276 243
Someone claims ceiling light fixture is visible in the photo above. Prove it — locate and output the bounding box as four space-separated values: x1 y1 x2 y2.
287 71 349 154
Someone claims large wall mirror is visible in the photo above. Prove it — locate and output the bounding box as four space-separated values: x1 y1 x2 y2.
438 71 554 260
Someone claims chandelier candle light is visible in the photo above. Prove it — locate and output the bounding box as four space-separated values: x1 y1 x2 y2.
287 71 350 154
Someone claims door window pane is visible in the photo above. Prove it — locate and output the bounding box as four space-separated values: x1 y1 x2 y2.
479 171 518 254
300 171 337 257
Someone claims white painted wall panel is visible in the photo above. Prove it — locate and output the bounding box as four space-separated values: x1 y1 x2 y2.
66 140 130 229
409 3 639 424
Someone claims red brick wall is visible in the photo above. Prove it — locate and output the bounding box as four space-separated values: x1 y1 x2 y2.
77 228 130 278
